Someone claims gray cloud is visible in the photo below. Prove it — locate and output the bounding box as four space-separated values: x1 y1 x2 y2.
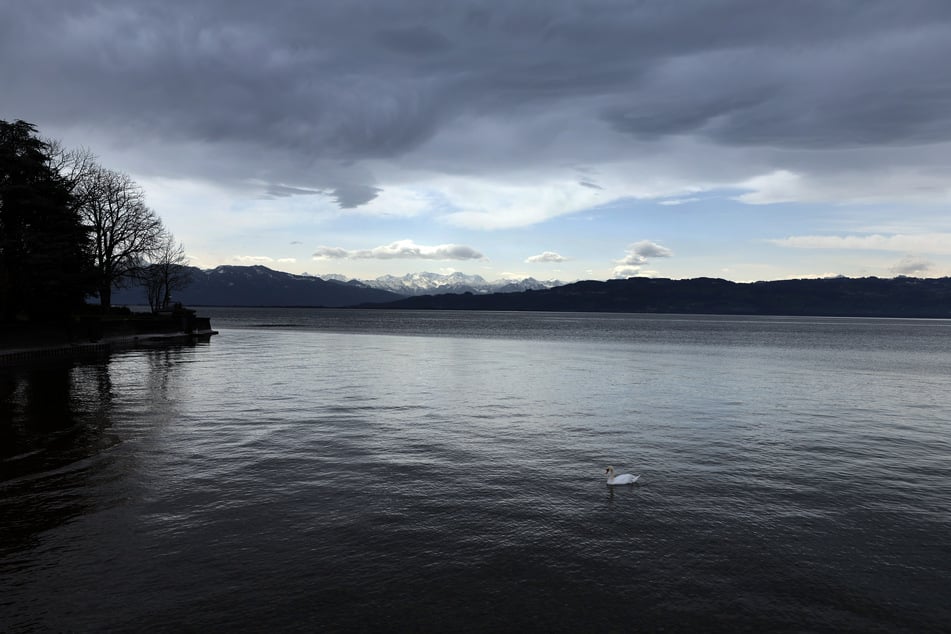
264 184 322 199
5 1 951 213
313 240 485 261
376 26 452 56
630 240 673 259
312 247 351 259
331 184 383 209
891 256 933 276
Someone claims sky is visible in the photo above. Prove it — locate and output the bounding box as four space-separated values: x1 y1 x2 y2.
3 1 951 283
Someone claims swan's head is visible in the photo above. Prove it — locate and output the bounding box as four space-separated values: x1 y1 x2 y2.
605 466 614 475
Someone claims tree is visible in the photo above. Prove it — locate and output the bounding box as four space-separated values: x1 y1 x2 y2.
46 139 98 213
139 230 192 313
77 167 164 309
0 120 92 320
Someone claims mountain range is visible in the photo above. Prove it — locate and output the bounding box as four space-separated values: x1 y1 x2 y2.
112 265 561 307
112 265 951 318
363 275 951 318
112 265 400 307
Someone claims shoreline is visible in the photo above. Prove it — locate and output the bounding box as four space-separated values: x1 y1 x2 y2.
0 313 218 363
0 330 218 363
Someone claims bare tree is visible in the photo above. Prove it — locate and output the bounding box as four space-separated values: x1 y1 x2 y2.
77 167 164 308
139 230 192 313
46 140 97 208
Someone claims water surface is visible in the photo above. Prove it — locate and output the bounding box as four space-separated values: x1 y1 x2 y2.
2 310 950 631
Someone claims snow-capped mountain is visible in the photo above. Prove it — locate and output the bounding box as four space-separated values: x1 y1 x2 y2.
111 266 565 307
333 272 564 296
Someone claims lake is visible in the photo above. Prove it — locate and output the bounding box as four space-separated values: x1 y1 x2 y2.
2 309 950 631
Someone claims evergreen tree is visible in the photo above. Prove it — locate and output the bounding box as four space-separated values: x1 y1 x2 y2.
0 120 92 321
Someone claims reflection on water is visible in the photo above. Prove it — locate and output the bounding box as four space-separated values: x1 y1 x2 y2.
1 360 109 555
2 361 111 472
0 347 191 556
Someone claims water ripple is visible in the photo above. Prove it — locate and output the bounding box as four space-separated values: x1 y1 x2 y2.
2 312 950 631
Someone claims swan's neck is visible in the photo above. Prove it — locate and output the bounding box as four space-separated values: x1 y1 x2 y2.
606 469 615 484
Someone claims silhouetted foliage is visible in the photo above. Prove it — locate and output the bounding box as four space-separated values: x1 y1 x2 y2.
1 119 181 321
0 120 93 320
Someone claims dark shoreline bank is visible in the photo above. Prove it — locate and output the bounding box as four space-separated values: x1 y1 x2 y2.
0 312 218 363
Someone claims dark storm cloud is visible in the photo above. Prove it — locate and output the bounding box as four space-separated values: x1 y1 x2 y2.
375 26 453 56
265 181 380 208
330 184 383 209
4 1 951 206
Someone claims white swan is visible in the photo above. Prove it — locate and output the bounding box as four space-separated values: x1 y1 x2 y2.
605 466 639 486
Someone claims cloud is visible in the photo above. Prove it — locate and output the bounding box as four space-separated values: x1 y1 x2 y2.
616 253 647 267
331 184 383 209
233 255 274 263
735 170 804 205
232 255 296 265
375 25 452 56
264 184 322 199
313 239 485 261
6 0 951 230
612 240 673 277
310 247 351 259
891 256 933 276
612 265 643 278
659 197 701 206
600 19 951 149
435 175 608 230
526 251 568 263
770 233 951 254
630 240 674 258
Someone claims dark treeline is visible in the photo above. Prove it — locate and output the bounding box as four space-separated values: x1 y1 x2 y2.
363 276 951 318
0 120 189 322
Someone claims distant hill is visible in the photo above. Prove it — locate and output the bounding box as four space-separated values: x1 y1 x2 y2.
358 276 951 318
113 265 406 307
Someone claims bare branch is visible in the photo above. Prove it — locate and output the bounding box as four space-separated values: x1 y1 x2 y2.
78 166 165 307
137 230 192 312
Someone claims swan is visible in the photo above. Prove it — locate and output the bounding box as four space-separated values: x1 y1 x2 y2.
605 466 639 486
